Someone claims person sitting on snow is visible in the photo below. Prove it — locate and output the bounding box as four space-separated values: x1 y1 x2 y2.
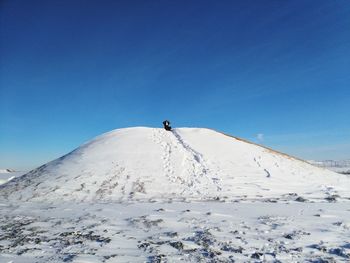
163 120 172 131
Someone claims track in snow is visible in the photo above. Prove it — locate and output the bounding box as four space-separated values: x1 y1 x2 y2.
151 129 222 195
170 129 222 192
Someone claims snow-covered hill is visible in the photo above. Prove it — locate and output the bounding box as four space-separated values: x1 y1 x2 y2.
1 127 349 202
1 127 350 262
0 169 14 173
0 169 25 186
308 159 350 174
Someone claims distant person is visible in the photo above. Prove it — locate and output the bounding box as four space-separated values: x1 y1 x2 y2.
163 120 172 131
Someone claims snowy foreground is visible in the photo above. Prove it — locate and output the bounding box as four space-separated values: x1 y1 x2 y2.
0 201 349 262
0 128 349 262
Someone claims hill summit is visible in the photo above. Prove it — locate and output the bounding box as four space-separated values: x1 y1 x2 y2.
1 127 349 202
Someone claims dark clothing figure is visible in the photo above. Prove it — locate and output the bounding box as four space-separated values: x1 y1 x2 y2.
163 120 172 131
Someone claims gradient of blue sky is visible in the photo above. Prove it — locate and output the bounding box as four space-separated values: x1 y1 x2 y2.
1 0 349 170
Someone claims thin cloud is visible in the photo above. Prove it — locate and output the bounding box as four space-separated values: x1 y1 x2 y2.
256 133 264 142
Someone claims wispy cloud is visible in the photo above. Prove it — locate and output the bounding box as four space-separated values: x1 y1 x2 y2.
256 133 264 142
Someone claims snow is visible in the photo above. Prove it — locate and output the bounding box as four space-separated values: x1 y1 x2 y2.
0 201 349 262
1 127 349 202
0 127 349 262
309 159 350 174
0 169 12 173
0 170 25 186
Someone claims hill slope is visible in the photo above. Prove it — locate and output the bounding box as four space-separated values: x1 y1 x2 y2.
1 127 349 202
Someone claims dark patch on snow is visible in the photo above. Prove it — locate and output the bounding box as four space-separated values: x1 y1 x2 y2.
325 195 339 202
251 252 263 259
295 196 308 202
328 247 349 258
169 241 184 250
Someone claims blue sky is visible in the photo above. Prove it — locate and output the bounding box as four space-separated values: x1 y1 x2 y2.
1 0 350 170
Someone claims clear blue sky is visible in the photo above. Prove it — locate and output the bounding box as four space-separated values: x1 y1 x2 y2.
1 0 349 170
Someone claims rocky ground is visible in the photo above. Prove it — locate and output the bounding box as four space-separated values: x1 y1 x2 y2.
0 200 349 262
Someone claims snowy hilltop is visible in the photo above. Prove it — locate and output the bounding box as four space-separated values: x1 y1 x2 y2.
1 127 349 203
